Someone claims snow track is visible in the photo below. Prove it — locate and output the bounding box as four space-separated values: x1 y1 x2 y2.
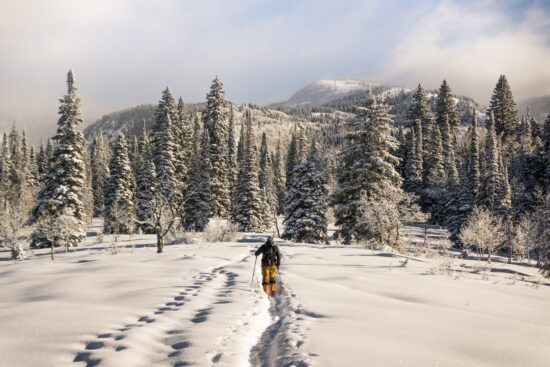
71 251 272 367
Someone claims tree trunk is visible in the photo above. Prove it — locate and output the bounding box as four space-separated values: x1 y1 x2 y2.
156 232 163 253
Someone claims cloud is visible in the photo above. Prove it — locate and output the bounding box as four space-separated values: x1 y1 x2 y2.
381 1 550 104
1 0 550 143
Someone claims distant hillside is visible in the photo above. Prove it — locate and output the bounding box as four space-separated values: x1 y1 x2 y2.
518 96 550 122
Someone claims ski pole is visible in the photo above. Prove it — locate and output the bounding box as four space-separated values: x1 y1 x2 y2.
250 256 258 288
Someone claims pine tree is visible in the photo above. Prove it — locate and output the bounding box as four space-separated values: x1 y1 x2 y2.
435 80 460 130
103 134 135 234
135 126 156 234
173 97 192 204
37 142 46 178
227 104 238 192
285 133 298 190
495 152 512 218
282 142 328 243
151 88 178 202
90 133 110 216
272 140 286 215
31 70 87 248
441 115 459 190
408 84 434 163
487 75 519 144
183 119 211 231
231 111 268 232
27 146 39 188
469 111 481 204
479 112 501 211
0 132 11 194
203 76 230 217
332 92 403 244
258 133 277 224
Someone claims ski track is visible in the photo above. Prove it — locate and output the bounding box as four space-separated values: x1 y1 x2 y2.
72 248 323 367
248 246 322 367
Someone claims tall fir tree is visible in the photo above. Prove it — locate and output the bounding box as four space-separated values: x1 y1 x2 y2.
441 115 459 190
31 70 87 248
285 132 298 190
103 134 135 234
227 104 238 193
203 76 230 217
282 142 328 243
408 84 435 166
543 114 550 189
231 111 269 232
151 88 178 202
435 80 460 130
90 133 111 216
487 75 519 144
135 126 156 233
479 112 501 211
469 111 481 204
173 97 192 204
332 92 403 244
272 140 286 215
183 119 211 231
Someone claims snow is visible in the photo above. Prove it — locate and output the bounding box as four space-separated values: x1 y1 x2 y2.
1 221 550 367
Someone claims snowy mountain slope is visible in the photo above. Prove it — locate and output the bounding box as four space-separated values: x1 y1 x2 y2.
280 79 381 106
1 222 549 367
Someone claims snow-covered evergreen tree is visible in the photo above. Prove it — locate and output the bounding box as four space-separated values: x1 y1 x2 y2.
479 112 501 211
103 133 135 234
203 76 230 217
469 111 481 203
90 133 110 216
332 92 403 244
31 70 87 248
487 75 519 144
183 118 211 231
135 125 156 234
435 80 460 130
151 88 178 201
285 132 298 190
534 196 550 277
408 84 434 165
441 115 459 190
173 97 192 204
272 140 286 215
231 111 269 232
543 114 550 189
282 142 328 243
227 104 238 193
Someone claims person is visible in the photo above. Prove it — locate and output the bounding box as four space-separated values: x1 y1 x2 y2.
254 236 281 296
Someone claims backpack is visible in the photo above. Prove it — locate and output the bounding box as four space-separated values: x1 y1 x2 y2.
263 244 278 266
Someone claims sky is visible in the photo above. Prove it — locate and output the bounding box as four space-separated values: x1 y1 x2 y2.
1 0 550 143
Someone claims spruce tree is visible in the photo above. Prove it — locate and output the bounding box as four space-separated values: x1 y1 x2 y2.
332 92 403 244
479 112 501 211
487 75 519 144
282 142 328 243
272 140 286 215
435 80 460 130
231 111 268 232
173 97 192 203
103 133 135 234
441 115 459 190
183 120 211 231
31 70 87 248
151 89 177 202
203 76 230 217
90 133 110 216
469 111 481 204
408 84 434 163
135 126 156 234
285 133 298 190
227 104 238 192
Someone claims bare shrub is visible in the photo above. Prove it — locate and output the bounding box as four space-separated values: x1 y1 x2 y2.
459 207 504 264
203 221 240 243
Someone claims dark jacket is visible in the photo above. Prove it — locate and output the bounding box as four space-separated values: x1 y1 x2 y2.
255 240 281 268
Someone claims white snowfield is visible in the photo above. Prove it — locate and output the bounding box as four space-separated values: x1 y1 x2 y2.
1 227 550 367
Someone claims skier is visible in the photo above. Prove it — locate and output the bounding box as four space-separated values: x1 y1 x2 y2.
254 236 281 296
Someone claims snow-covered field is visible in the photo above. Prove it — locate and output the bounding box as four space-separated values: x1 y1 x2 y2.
1 224 550 367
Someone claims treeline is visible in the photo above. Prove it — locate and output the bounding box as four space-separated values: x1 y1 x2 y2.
0 71 549 277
